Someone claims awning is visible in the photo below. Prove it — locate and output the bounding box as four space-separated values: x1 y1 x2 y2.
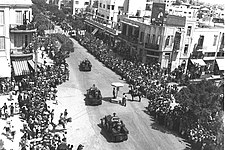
12 60 30 76
190 59 206 66
27 60 35 69
0 56 11 78
92 28 98 35
216 59 225 70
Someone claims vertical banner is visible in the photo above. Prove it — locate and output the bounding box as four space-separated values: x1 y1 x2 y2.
151 3 166 26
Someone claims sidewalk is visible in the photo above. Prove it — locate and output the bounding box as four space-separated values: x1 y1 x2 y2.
0 94 24 150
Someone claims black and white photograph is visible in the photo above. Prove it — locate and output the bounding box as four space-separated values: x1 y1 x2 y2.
0 0 224 149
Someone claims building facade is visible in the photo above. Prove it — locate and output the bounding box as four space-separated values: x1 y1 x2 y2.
189 27 224 74
72 0 90 15
0 0 35 78
119 15 194 72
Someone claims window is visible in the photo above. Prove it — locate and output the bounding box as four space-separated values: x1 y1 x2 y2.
122 24 127 35
146 0 151 2
112 5 114 10
152 34 155 44
184 44 188 54
187 26 192 36
111 17 113 20
147 34 150 43
169 35 174 46
146 4 151 10
75 1 79 4
197 35 204 49
165 36 170 48
213 35 218 46
217 51 224 57
140 32 144 42
103 4 105 8
0 37 5 49
16 11 23 24
0 11 4 25
205 52 215 57
107 5 110 9
84 2 89 5
100 3 102 7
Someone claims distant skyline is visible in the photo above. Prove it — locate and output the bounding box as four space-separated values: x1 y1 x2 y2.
199 0 225 5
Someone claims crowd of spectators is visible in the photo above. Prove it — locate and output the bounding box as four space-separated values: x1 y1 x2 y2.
0 36 73 149
16 49 72 149
73 31 223 150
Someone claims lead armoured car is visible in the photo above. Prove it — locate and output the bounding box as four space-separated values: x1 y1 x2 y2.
100 113 129 142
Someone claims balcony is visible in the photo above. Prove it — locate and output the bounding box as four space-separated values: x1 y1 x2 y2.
10 23 37 33
84 16 119 35
119 34 138 44
145 43 159 50
11 43 34 56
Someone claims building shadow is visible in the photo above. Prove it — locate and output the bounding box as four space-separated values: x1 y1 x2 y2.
142 107 192 149
102 97 121 105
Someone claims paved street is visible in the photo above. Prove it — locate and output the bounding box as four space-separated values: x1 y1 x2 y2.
50 38 190 150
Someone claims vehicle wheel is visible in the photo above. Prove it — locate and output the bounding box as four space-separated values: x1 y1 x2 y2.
124 135 128 141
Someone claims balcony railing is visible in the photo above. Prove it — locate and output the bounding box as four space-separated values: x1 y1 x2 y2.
119 34 138 44
145 43 159 50
10 23 36 33
85 15 120 35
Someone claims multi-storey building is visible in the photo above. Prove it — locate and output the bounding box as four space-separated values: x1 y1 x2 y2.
0 0 35 79
189 27 224 74
119 14 193 72
167 4 199 19
96 0 152 24
72 0 90 15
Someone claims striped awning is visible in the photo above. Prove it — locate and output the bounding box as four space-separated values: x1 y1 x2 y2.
12 60 30 76
27 60 35 69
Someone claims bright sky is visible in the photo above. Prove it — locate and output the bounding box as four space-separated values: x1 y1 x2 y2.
199 0 225 5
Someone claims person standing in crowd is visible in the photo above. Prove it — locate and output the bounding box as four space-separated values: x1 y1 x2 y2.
113 88 116 99
59 113 65 128
10 103 14 116
14 82 19 95
64 109 68 118
122 93 127 107
11 126 16 141
2 103 7 114
50 109 54 123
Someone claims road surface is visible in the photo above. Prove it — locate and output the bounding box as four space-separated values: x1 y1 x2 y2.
49 38 189 150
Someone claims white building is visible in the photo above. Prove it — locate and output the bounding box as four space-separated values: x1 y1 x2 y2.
0 0 35 78
72 0 90 15
189 26 224 73
167 4 199 19
96 0 151 24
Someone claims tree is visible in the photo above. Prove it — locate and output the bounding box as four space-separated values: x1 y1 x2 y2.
175 80 224 149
